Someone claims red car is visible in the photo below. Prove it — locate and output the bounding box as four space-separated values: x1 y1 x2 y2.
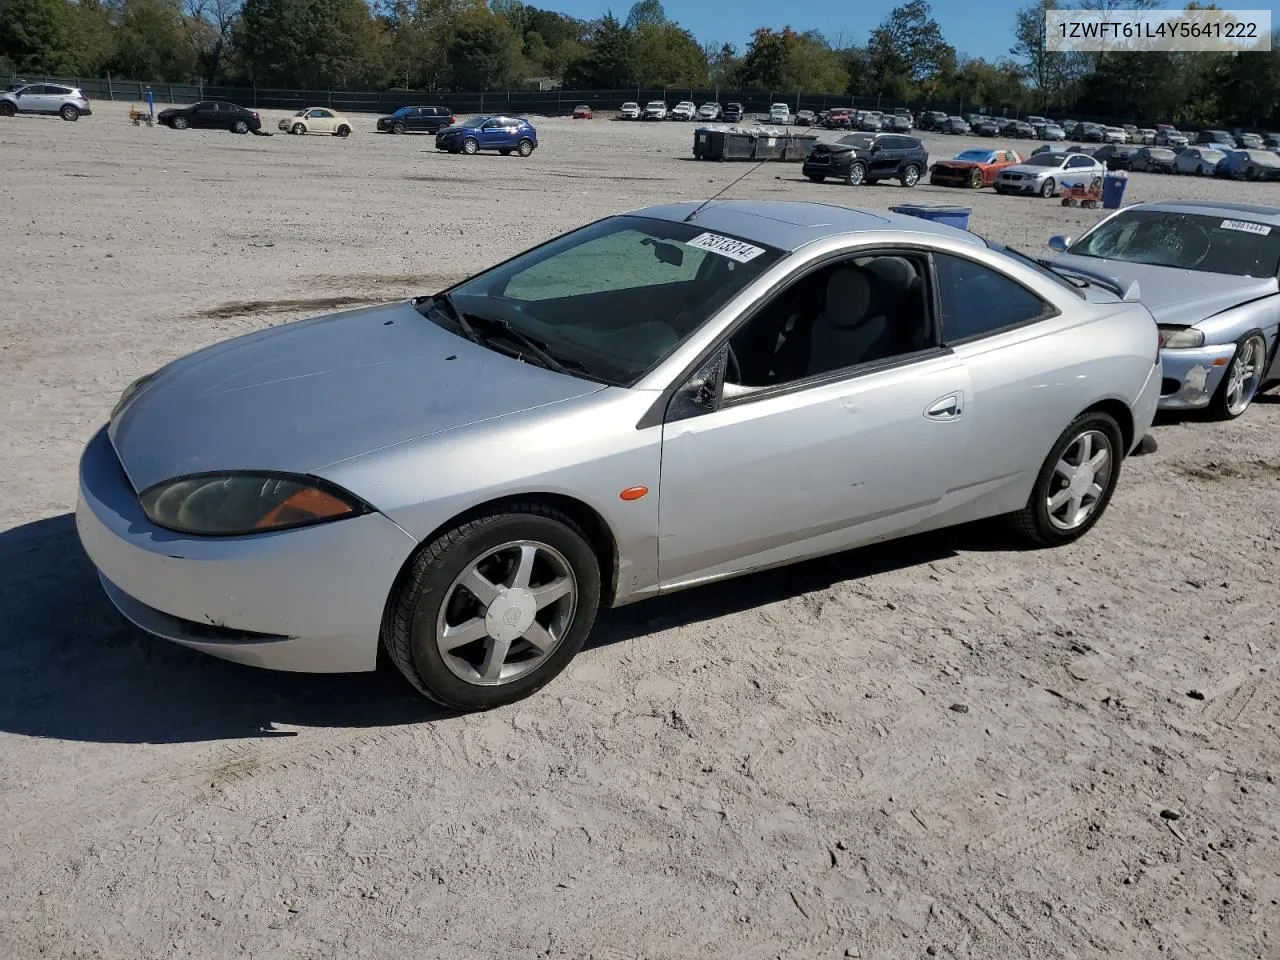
572 105 592 119
929 147 1022 188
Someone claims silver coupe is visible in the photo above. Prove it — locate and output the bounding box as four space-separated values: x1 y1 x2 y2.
1049 200 1280 418
78 201 1162 709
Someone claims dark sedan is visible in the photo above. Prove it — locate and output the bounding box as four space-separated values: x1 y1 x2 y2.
1127 146 1177 173
157 100 261 133
1093 143 1140 170
802 132 928 187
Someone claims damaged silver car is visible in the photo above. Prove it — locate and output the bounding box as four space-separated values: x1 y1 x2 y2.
1049 201 1280 418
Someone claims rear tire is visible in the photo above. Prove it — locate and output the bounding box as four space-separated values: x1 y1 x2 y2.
232 119 249 134
1010 412 1123 547
60 105 80 121
336 125 350 138
517 139 534 157
900 163 920 187
382 502 602 710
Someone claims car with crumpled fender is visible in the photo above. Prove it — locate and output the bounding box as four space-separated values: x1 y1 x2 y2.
1048 200 1280 419
929 148 1022 188
77 199 1161 710
803 132 928 187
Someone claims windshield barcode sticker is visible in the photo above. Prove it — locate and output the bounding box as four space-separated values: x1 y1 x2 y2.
1220 219 1271 235
687 232 766 263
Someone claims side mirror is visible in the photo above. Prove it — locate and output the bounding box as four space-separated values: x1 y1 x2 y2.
1048 235 1071 253
665 344 728 423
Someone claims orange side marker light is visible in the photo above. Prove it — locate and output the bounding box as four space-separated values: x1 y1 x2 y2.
619 486 649 501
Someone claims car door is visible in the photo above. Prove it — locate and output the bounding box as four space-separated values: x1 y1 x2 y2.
402 108 422 132
309 108 334 133
656 249 972 588
480 118 508 150
191 102 220 128
21 85 57 113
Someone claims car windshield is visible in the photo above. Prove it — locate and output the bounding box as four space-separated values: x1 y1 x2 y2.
1068 210 1280 277
293 109 307 116
433 215 786 386
1148 149 1175 159
391 107 413 117
461 116 488 127
955 150 995 162
1024 154 1066 167
1200 150 1225 161
837 134 874 148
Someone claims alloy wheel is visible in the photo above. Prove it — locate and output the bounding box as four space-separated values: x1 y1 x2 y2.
1045 429 1114 532
435 540 578 686
1223 335 1266 417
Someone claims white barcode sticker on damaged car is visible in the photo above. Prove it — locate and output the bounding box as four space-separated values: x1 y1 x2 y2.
686 232 766 263
1220 219 1271 235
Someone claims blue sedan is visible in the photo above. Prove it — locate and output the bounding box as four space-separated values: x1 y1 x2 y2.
436 115 538 157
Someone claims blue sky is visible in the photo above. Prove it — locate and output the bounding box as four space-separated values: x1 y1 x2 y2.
539 0 1029 62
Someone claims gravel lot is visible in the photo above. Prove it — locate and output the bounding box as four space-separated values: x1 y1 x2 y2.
2 105 1279 960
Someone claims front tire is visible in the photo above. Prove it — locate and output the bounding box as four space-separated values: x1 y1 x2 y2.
171 116 189 130
900 163 920 187
392 122 405 134
970 168 983 188
0 102 15 117
462 137 479 155
1039 177 1056 198
383 503 602 710
846 161 866 186
1010 412 1123 547
1209 333 1267 420
291 122 305 135
60 105 80 121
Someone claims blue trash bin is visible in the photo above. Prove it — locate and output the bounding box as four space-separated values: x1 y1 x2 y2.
889 203 972 231
1102 173 1128 209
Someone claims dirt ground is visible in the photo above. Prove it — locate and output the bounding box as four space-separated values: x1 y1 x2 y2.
2 104 1279 960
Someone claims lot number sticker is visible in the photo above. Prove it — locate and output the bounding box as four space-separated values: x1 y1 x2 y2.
687 232 766 263
1220 219 1271 236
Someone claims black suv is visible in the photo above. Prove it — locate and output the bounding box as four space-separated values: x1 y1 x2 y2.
802 132 928 187
722 102 745 122
157 100 261 133
376 105 455 134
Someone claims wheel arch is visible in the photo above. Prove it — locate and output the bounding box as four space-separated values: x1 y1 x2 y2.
1077 398 1134 454
383 492 621 620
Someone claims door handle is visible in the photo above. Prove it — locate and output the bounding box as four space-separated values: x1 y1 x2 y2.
925 393 964 420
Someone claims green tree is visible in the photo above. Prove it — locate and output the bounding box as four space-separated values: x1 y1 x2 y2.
736 27 790 89
111 0 195 81
864 0 955 99
0 0 68 72
632 20 704 87
568 12 633 87
235 0 387 87
447 9 520 89
623 0 663 30
1010 0 1067 106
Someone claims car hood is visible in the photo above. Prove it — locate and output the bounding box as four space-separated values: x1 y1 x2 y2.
1052 254 1279 325
934 159 983 169
109 301 603 493
1002 162 1066 176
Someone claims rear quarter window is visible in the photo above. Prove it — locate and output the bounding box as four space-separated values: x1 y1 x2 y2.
934 253 1053 344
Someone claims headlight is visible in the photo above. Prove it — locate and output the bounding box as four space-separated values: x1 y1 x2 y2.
111 372 156 420
1158 326 1205 349
139 473 369 536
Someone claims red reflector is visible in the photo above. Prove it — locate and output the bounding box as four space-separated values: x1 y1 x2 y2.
619 486 648 501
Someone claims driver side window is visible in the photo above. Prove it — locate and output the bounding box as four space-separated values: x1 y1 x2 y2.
722 252 934 394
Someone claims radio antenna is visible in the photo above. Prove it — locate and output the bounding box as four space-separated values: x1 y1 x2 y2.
683 153 774 223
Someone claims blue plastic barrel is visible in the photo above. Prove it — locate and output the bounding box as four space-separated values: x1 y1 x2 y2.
889 204 972 231
1102 173 1128 209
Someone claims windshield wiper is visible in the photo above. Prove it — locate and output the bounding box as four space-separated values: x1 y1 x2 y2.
425 291 481 344
464 314 571 375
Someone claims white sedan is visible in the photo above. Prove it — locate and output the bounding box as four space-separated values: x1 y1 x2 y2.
994 152 1106 197
278 107 353 137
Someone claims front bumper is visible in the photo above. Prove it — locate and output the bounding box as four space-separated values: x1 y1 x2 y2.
995 177 1045 194
1156 343 1237 409
930 168 975 186
75 427 418 673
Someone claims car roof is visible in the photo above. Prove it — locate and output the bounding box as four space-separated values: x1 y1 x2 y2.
629 201 987 253
1127 200 1280 223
